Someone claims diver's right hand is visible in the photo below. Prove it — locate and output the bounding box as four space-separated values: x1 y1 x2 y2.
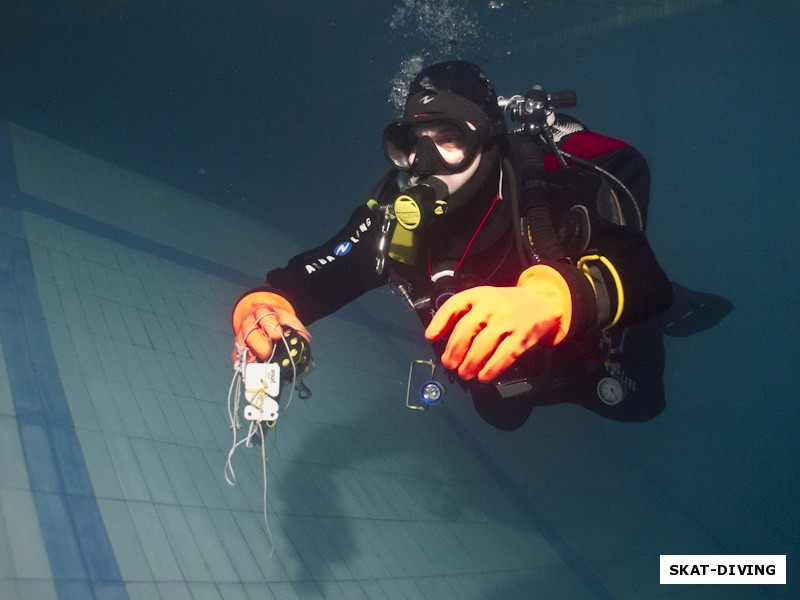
231 291 309 362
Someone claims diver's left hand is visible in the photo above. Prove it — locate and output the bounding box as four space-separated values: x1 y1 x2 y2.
424 265 573 382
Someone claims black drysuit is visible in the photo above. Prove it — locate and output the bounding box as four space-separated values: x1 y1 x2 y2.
245 118 673 429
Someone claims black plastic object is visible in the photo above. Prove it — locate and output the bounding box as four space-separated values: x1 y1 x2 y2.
272 326 311 381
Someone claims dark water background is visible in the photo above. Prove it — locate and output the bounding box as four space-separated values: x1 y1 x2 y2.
5 1 793 246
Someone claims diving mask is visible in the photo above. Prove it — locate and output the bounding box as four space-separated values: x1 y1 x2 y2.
382 118 482 177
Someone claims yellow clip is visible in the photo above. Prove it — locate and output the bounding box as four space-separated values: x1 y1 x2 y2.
577 254 624 330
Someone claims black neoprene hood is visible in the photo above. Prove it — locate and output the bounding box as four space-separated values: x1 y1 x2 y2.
393 61 507 140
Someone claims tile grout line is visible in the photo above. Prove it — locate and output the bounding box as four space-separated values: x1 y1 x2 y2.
0 120 129 599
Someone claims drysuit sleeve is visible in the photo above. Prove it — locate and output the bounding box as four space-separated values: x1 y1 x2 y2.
543 132 673 336
243 204 389 325
549 221 673 335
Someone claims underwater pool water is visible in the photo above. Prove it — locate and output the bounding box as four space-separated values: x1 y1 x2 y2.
0 1 797 598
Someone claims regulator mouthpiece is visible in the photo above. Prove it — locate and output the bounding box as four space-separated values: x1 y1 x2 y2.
393 183 448 231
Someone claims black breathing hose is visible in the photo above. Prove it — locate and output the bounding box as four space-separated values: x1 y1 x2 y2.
509 135 566 263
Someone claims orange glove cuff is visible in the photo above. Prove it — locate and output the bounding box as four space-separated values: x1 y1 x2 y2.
516 265 573 345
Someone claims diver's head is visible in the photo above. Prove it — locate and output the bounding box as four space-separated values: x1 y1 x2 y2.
382 61 506 199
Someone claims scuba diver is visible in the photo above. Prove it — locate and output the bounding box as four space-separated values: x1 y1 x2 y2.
231 61 673 431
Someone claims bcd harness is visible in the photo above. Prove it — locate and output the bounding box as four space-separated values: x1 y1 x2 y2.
379 124 646 402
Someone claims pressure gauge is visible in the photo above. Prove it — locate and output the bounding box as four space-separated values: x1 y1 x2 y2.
597 377 626 406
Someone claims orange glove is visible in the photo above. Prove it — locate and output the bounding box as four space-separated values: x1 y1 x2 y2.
424 265 572 382
231 291 309 362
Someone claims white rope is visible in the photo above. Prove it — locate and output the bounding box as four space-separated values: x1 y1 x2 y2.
224 311 309 558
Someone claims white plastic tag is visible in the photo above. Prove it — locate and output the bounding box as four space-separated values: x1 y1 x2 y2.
243 399 279 422
244 362 280 401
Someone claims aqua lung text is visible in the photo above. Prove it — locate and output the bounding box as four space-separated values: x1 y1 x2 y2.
304 217 372 274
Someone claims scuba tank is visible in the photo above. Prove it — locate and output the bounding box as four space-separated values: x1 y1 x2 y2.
501 85 644 405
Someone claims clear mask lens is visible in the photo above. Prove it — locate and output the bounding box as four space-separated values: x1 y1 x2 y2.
383 119 480 176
